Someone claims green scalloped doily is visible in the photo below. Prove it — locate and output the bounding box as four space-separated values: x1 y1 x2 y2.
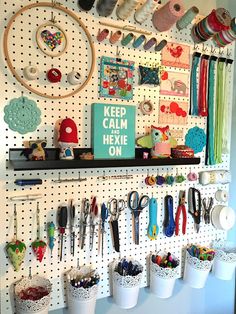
4 96 41 134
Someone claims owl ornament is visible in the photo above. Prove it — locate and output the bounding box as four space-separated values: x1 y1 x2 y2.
137 125 177 158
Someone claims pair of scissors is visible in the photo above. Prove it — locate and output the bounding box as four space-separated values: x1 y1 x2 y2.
128 191 149 245
108 198 125 253
202 197 214 224
188 187 201 233
89 197 98 250
80 198 90 249
98 202 109 257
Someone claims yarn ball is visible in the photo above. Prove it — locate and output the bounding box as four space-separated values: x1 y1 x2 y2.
156 175 165 186
165 175 174 186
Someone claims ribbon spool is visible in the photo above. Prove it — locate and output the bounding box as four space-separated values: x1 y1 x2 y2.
23 65 39 80
78 0 95 11
192 8 231 43
116 0 139 20
143 37 157 50
215 190 229 202
139 99 154 115
155 39 167 51
211 205 235 230
97 29 109 42
97 0 118 17
109 31 122 44
134 0 160 24
213 18 236 47
152 0 185 32
121 33 135 46
133 35 146 48
176 6 199 30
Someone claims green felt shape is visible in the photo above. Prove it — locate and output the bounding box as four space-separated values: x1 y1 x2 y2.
4 96 41 134
137 134 153 148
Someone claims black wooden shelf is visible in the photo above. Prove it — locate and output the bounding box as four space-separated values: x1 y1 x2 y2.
9 148 201 171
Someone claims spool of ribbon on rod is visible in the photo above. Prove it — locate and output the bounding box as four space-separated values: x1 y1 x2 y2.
191 8 231 43
97 0 118 17
213 18 236 47
116 0 139 20
176 6 199 30
152 0 185 32
134 0 161 24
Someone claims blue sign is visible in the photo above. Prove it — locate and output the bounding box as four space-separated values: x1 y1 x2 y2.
92 103 136 159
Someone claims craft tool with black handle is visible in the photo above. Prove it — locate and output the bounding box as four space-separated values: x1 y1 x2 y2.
58 206 68 261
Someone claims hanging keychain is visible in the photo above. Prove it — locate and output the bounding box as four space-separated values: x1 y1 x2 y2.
6 204 26 271
31 202 47 262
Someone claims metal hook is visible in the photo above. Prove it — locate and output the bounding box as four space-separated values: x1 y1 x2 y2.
219 47 224 55
202 43 208 53
50 11 56 23
211 45 216 54
116 46 120 57
227 49 232 57
193 43 199 50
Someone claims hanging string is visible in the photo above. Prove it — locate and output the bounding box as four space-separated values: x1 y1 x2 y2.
214 59 225 163
190 52 201 116
206 57 217 165
37 202 40 239
14 204 17 240
222 62 230 153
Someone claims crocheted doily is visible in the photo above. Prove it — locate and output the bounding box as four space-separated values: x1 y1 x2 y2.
185 126 206 153
4 96 41 134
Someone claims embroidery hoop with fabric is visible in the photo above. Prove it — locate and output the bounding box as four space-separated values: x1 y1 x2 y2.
36 20 68 57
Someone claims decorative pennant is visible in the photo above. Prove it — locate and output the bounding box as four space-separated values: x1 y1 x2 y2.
161 42 190 69
159 100 188 125
160 71 189 97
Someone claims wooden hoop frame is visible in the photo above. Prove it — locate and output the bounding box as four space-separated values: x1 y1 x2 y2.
3 2 95 99
36 21 68 58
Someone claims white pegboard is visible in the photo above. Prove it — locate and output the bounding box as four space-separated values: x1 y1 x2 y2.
0 1 235 313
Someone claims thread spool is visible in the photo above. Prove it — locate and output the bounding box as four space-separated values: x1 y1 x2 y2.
134 0 160 24
121 33 135 46
97 29 109 42
143 37 157 50
155 39 167 51
133 35 146 48
152 0 185 32
215 190 228 202
176 6 199 30
78 0 96 11
109 31 122 44
97 0 118 17
116 0 139 20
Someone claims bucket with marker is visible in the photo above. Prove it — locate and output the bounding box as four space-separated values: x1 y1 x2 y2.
212 241 236 280
67 267 99 314
112 258 143 309
150 252 180 298
15 275 52 314
183 245 215 289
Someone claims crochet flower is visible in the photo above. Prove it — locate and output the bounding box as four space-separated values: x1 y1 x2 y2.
4 96 41 134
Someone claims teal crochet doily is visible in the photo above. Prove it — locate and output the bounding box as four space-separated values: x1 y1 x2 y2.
185 126 206 153
4 96 41 134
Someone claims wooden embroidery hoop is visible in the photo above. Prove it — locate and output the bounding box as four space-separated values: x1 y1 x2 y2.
3 2 95 99
36 20 68 57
